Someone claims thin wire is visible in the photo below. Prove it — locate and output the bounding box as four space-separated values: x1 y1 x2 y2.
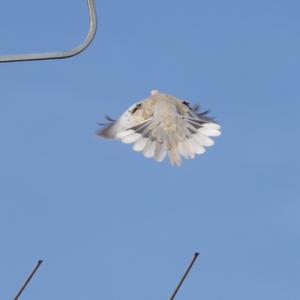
169 252 199 300
0 0 97 63
14 260 43 300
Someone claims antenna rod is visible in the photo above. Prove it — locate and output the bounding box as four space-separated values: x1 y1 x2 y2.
0 0 97 63
14 260 43 300
169 252 199 300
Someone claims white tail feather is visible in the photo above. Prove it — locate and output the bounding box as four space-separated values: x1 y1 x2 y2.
121 133 141 144
154 143 167 162
203 122 221 130
143 140 156 158
198 127 221 137
117 130 134 139
168 148 181 166
194 132 215 147
133 137 148 152
188 137 206 154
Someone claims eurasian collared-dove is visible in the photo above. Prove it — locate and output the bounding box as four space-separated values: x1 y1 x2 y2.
98 90 221 166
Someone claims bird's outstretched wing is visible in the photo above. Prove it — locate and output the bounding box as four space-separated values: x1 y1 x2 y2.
97 92 221 166
97 101 148 139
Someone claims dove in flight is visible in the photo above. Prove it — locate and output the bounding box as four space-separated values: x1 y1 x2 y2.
97 90 221 166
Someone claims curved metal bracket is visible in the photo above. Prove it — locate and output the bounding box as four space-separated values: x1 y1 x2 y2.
0 0 97 63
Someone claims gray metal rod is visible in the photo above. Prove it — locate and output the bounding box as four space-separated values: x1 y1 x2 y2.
14 260 43 300
169 252 199 300
0 0 97 63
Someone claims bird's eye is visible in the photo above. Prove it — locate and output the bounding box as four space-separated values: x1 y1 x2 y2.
132 103 142 114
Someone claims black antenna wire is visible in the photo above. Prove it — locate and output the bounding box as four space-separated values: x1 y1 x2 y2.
169 252 199 300
14 260 43 300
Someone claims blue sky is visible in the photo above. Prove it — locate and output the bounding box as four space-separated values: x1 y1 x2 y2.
0 0 299 299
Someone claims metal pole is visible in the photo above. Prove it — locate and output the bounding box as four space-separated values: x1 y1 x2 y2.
0 0 97 63
169 252 199 300
14 260 43 300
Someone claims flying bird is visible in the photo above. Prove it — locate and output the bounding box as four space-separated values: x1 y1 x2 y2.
97 90 221 166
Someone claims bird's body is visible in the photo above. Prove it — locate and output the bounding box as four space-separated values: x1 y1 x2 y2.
98 90 221 166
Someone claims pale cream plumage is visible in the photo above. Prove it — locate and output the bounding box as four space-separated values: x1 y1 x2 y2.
97 90 221 166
